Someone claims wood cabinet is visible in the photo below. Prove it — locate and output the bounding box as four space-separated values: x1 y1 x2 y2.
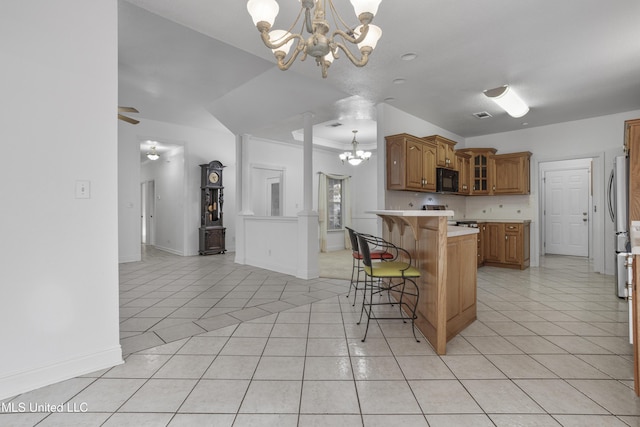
492 152 532 195
386 133 436 192
477 223 485 266
423 135 457 169
628 119 640 224
457 148 497 195
455 151 471 195
386 134 532 196
624 119 640 396
446 233 477 341
634 253 640 396
483 222 530 269
456 148 530 195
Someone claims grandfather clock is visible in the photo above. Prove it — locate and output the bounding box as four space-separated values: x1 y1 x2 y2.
199 161 226 255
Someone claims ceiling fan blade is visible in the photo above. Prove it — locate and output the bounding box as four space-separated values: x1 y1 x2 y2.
118 106 139 113
118 113 140 125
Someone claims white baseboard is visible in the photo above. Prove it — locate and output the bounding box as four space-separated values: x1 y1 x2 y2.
153 245 183 256
0 346 123 401
119 254 141 263
245 257 297 277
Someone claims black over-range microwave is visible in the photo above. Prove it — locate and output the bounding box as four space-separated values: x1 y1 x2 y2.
436 168 459 193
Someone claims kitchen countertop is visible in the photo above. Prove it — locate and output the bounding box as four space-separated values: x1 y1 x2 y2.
463 219 531 223
369 210 455 217
368 211 476 237
447 225 479 237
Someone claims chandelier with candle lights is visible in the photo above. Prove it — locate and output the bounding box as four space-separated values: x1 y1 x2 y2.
247 0 382 78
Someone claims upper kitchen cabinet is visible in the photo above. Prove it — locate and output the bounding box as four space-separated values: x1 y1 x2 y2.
627 118 640 224
455 151 471 195
386 133 437 192
492 152 532 195
456 149 531 195
457 148 496 195
423 135 457 169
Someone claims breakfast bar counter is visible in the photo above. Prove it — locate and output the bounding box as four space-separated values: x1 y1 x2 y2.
370 210 478 355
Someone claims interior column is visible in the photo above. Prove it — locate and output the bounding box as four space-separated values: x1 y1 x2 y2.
297 112 319 279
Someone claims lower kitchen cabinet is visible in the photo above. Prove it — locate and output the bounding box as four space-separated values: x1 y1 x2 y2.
446 233 477 341
482 221 530 269
477 224 485 266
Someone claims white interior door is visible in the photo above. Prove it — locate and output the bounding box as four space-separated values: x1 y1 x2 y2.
141 180 155 245
544 168 590 256
141 182 147 244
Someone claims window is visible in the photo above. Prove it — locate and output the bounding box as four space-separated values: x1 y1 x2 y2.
327 177 343 230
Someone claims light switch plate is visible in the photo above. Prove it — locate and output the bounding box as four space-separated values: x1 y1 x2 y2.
75 180 91 199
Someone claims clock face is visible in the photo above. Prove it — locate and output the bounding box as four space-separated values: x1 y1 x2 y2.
208 171 219 184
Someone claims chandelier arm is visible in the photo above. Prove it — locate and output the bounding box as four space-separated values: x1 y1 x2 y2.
259 30 304 51
333 42 371 67
274 42 307 71
332 25 369 46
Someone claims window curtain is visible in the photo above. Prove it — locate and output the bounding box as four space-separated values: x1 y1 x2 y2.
318 172 351 252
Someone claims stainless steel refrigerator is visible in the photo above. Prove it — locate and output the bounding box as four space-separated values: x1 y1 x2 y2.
608 155 630 298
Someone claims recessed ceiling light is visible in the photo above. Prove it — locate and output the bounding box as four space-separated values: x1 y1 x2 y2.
393 78 406 85
384 97 396 103
401 53 417 61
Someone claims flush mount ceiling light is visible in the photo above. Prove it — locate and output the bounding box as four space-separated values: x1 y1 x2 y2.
146 146 159 161
246 0 382 78
483 85 529 118
339 130 371 165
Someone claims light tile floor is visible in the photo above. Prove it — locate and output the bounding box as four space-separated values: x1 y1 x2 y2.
3 248 640 426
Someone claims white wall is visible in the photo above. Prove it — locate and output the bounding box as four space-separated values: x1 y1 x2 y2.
118 124 142 262
245 138 304 216
0 0 122 399
118 119 237 259
240 135 381 257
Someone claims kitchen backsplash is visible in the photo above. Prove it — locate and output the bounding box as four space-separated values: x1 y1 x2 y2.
385 191 534 221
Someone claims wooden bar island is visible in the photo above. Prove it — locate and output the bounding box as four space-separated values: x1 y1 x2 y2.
370 210 478 355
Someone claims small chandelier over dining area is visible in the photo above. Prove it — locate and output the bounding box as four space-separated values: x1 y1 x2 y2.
339 130 371 165
246 0 383 78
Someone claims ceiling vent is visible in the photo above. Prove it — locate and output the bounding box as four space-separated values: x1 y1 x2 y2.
473 111 493 119
327 122 343 127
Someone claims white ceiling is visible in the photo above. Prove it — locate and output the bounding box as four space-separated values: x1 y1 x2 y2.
119 0 640 153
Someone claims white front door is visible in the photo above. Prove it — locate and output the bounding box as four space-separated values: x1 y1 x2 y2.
544 168 590 256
